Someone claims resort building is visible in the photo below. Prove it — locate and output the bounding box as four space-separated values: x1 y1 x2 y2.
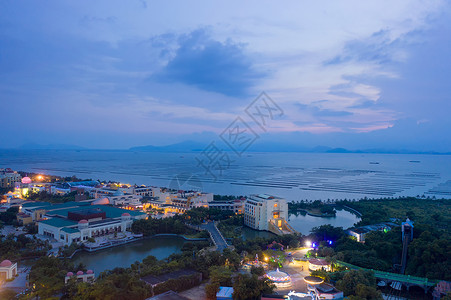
347 222 398 242
65 270 95 284
244 194 295 235
91 193 142 208
0 168 21 188
0 260 17 281
16 212 33 225
37 201 146 245
133 186 160 197
207 199 245 214
170 191 212 210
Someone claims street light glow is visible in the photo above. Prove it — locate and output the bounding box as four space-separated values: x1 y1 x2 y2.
305 240 312 247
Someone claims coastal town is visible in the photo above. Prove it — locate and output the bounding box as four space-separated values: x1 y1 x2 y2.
0 167 449 300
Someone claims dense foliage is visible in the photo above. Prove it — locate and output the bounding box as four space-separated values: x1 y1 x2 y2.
131 215 189 236
63 268 151 300
0 234 49 261
25 256 85 299
183 207 235 224
311 223 450 281
232 273 275 300
0 206 19 226
340 197 450 231
335 269 382 300
216 215 244 239
288 200 336 216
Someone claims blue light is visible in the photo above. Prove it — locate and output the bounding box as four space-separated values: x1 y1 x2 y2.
328 240 333 245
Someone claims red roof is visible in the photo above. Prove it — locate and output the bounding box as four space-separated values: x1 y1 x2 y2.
0 260 12 267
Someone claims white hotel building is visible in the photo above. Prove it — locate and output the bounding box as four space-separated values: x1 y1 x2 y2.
244 194 294 235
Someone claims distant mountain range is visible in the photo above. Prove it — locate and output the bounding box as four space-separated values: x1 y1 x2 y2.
129 140 206 152
9 141 449 154
129 141 450 155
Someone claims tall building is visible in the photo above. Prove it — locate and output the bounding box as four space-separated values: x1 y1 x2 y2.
244 194 295 235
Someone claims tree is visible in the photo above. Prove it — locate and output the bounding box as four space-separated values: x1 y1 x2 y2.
232 274 275 300
311 225 345 242
206 281 220 300
336 269 381 299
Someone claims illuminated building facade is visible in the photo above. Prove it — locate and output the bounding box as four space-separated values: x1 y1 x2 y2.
244 194 293 235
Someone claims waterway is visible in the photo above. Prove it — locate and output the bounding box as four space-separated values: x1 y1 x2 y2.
287 208 360 235
241 208 360 238
71 236 187 274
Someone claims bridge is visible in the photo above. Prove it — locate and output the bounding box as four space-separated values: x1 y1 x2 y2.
200 221 229 251
336 260 438 292
186 221 230 252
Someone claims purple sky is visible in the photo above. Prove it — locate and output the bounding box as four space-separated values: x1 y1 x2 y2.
1 1 450 151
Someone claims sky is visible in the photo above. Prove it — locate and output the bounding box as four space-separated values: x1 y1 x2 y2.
0 0 450 151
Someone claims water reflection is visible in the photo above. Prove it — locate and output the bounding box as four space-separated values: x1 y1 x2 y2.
71 236 186 274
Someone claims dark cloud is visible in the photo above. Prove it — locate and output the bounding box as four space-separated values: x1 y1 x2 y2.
154 29 265 97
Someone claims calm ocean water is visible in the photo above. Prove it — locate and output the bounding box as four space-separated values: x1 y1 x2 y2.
1 150 450 201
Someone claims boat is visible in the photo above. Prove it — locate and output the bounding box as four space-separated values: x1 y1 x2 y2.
369 162 380 164
409 160 420 163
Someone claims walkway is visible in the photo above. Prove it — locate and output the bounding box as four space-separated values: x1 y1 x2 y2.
336 260 438 289
199 221 229 252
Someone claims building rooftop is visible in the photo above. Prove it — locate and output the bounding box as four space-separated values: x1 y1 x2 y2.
61 227 80 234
45 204 145 219
217 286 234 298
146 290 189 300
39 217 78 228
22 202 52 209
141 269 200 286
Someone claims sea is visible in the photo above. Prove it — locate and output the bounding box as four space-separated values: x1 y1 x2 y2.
1 149 451 201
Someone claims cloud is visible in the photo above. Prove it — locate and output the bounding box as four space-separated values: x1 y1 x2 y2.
154 29 265 97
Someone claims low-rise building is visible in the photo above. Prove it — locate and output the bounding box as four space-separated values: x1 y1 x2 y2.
347 222 397 242
37 202 147 245
65 270 95 284
207 199 245 214
170 191 212 210
0 260 17 281
16 212 33 225
141 269 202 291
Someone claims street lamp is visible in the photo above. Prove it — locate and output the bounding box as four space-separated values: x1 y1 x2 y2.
305 240 312 248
